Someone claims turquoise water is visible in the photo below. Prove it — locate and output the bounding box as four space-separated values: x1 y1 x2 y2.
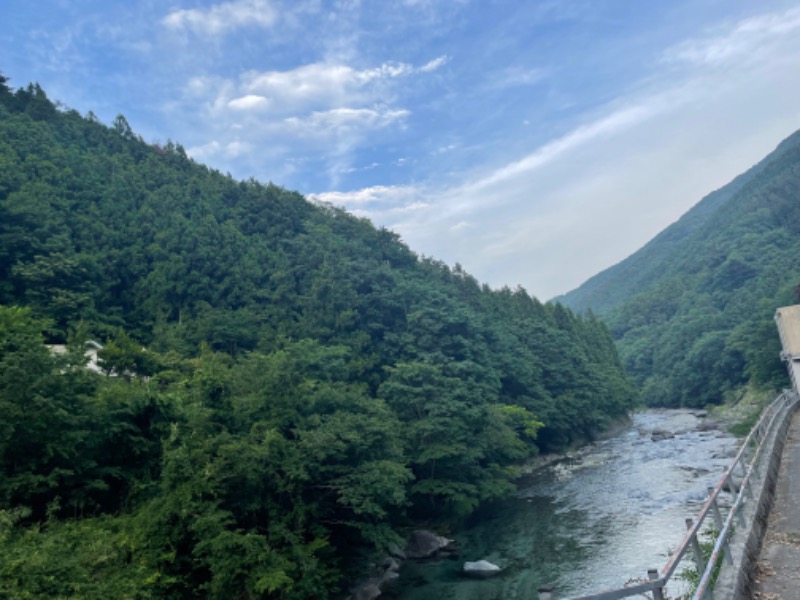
394 410 738 599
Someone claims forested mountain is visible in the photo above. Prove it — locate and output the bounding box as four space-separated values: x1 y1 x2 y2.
558 129 800 407
0 77 633 598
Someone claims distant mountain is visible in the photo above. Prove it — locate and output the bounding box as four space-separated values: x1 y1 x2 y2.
557 128 800 407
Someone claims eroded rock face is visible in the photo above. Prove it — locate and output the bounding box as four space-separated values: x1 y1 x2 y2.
405 529 453 558
463 559 502 578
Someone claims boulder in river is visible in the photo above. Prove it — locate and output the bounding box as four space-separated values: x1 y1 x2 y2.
381 556 400 572
463 559 502 578
405 529 453 558
352 583 382 600
651 428 675 442
696 420 721 432
348 555 401 600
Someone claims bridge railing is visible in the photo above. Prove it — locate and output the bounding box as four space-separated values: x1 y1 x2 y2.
539 390 799 600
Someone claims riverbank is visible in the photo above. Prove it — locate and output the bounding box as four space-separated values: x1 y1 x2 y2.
515 413 634 477
707 386 778 437
392 409 740 600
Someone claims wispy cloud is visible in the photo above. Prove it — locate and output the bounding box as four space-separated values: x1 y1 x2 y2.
306 6 800 298
308 184 431 221
175 54 445 181
163 0 278 36
664 6 800 67
227 94 270 111
283 107 409 137
462 97 675 197
240 57 446 112
16 0 797 301
309 184 421 207
419 55 449 72
488 66 548 90
188 139 253 160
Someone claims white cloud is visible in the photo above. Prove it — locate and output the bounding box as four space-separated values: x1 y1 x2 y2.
283 107 409 136
489 66 547 89
160 4 800 302
341 162 379 174
173 53 446 175
163 0 277 35
419 55 449 72
450 220 472 232
186 139 252 160
227 94 270 111
359 7 800 299
664 6 800 67
225 140 252 157
240 58 441 110
461 96 677 198
309 184 420 207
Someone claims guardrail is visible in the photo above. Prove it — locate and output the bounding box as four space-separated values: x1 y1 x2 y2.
538 390 799 600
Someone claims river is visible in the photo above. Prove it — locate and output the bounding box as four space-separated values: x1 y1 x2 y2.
393 409 739 600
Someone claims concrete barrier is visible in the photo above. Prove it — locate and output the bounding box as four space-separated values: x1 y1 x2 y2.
716 392 799 599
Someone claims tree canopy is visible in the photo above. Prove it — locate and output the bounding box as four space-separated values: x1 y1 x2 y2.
0 79 633 598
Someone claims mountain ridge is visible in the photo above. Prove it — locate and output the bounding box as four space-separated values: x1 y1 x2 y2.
556 126 800 407
555 128 800 314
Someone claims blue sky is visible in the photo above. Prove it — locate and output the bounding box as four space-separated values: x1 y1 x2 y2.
4 0 800 299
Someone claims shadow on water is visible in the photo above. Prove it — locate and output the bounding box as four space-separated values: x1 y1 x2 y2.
391 409 739 600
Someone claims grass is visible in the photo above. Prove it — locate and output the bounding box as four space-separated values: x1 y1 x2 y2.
707 386 777 438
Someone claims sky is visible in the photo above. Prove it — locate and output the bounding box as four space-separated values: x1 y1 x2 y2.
3 0 800 300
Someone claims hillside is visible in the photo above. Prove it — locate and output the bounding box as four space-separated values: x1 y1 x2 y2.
0 78 634 598
555 130 800 315
558 129 800 407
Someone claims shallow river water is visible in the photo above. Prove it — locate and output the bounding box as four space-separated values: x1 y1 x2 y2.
394 409 739 600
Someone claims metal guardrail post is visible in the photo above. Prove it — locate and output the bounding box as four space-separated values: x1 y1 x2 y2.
648 569 665 600
738 456 751 493
708 487 723 529
686 518 706 575
734 497 747 527
707 487 732 565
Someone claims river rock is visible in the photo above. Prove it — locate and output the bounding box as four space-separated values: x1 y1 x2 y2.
713 446 738 459
463 559 502 578
405 529 453 558
676 465 710 477
381 556 400 572
379 569 400 586
387 543 406 560
348 557 401 600
651 428 675 442
352 583 382 600
696 420 720 432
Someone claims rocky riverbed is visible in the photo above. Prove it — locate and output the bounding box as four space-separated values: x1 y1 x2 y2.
389 409 742 600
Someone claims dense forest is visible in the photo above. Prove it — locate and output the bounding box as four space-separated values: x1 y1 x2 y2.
558 129 800 407
0 76 634 598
